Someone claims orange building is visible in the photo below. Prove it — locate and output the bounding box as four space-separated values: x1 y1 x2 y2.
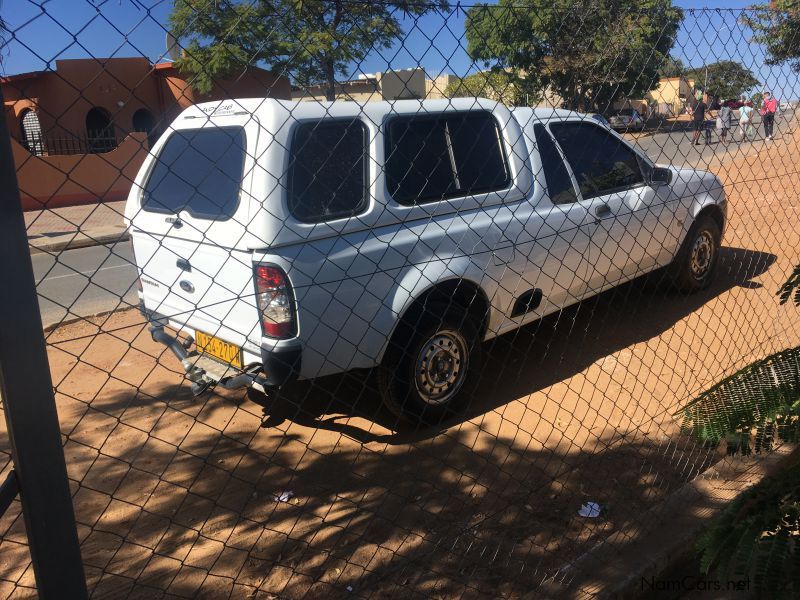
3 57 290 210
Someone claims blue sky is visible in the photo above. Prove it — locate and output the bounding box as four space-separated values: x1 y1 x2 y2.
3 0 798 101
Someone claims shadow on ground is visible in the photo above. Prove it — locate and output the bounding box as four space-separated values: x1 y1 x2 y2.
261 246 775 442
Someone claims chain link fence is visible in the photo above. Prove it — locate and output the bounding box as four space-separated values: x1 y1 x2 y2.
1 1 800 597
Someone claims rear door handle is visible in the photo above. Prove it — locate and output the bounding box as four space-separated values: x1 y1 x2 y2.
595 204 612 217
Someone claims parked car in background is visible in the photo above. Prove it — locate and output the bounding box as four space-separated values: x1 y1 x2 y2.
127 98 727 424
607 108 645 131
590 113 611 128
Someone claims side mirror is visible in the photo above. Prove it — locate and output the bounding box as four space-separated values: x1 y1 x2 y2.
651 166 672 185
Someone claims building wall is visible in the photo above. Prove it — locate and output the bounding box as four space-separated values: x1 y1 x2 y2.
4 57 290 210
646 76 696 115
157 64 291 124
4 57 291 143
291 80 380 103
376 69 425 100
425 74 455 99
292 68 426 102
12 132 148 211
4 57 161 141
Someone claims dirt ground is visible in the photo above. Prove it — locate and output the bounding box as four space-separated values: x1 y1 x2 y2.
1 130 799 599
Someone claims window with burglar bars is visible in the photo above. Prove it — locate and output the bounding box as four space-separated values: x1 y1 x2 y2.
0 1 799 598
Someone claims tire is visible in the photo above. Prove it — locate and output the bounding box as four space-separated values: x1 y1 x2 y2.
669 214 722 292
377 303 482 425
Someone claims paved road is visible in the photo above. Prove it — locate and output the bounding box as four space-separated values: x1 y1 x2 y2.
33 241 138 329
627 111 795 167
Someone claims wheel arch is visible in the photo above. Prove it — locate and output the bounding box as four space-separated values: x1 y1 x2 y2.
378 277 491 364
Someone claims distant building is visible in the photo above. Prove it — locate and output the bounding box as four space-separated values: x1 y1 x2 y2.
292 68 427 102
425 74 456 99
646 75 697 116
3 57 290 210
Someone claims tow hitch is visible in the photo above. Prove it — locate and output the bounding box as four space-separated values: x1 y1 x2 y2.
150 325 271 396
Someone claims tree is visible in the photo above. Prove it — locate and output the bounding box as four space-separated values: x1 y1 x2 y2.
463 0 683 112
658 55 685 78
745 0 800 72
686 61 759 100
444 70 540 106
169 0 447 100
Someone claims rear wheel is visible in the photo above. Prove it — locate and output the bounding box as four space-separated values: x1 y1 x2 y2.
378 303 482 425
669 214 721 292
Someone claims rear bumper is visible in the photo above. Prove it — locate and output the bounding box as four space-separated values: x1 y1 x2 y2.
142 302 301 391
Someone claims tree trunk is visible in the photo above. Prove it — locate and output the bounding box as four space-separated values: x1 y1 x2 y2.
324 59 336 101
324 0 342 102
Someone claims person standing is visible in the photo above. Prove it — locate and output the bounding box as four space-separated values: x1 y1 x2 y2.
690 93 708 146
718 102 732 145
760 91 778 140
737 96 754 141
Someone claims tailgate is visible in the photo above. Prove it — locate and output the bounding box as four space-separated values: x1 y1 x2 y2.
134 232 262 350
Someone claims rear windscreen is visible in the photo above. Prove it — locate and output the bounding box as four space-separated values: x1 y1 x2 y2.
142 126 246 219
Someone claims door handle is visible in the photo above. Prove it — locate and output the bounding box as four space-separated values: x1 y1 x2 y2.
595 204 612 217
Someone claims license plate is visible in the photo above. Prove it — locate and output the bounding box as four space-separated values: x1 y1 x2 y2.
195 330 242 369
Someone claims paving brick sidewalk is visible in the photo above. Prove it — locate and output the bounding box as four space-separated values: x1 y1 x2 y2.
25 201 129 253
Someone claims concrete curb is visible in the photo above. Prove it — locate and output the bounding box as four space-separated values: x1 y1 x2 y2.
29 229 129 254
529 442 798 600
43 304 139 333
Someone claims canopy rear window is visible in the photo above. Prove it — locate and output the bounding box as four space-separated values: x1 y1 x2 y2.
142 126 246 220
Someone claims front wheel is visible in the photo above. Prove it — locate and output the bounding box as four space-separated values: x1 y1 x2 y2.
669 214 722 292
377 304 482 425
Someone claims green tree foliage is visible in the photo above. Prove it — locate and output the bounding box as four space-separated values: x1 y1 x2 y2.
745 0 800 72
658 55 685 78
463 0 683 111
686 61 760 101
169 0 446 99
444 70 540 106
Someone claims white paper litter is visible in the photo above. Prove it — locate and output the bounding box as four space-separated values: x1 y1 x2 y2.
578 501 601 518
274 490 295 503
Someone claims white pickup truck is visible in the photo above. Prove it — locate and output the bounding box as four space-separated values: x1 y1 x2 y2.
125 98 726 423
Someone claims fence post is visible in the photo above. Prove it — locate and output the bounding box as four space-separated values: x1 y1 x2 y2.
0 88 88 597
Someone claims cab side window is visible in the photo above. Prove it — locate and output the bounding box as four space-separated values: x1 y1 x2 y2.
533 123 578 205
549 122 644 199
385 111 510 205
288 119 368 223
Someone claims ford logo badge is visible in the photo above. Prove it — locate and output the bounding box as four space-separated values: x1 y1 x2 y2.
179 280 195 293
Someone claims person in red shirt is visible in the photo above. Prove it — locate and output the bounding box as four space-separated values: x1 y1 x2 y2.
760 91 778 140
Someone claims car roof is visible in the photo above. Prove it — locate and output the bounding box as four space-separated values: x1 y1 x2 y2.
179 97 583 124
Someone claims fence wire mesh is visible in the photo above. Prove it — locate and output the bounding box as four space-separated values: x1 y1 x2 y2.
1 0 800 598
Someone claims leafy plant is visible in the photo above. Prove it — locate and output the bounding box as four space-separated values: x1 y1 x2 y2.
778 265 800 306
689 273 800 597
677 346 800 454
696 457 800 599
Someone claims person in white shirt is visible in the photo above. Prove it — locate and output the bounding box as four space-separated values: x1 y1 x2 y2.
737 96 754 142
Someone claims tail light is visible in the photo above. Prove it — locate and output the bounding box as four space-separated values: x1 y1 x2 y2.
128 237 142 292
254 264 296 339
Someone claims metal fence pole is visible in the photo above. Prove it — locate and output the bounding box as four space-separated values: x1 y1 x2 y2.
0 87 87 597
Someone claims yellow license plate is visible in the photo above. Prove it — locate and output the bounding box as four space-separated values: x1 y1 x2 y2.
195 331 242 369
